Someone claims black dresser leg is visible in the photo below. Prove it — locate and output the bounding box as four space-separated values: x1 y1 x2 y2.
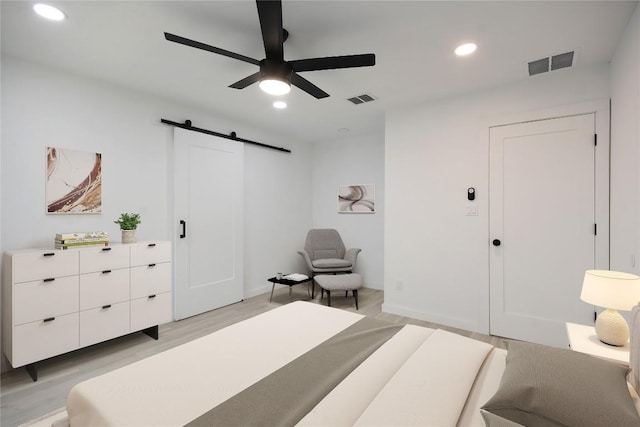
143 325 159 340
25 363 37 382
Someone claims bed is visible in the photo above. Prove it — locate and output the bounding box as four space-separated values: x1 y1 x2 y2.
67 301 640 426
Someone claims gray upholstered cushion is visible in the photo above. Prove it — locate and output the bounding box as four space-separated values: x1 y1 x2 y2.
481 340 640 427
313 249 339 260
312 258 352 269
305 229 346 260
315 274 362 291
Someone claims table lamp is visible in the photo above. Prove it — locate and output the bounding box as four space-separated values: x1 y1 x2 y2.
580 270 640 346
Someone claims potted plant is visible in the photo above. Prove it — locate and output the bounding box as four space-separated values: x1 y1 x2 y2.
114 213 141 244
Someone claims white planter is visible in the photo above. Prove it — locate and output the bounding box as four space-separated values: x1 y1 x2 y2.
122 229 137 244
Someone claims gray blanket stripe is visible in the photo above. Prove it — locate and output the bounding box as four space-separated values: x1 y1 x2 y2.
184 316 403 427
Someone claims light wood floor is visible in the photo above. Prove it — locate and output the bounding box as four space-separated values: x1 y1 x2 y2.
0 288 506 427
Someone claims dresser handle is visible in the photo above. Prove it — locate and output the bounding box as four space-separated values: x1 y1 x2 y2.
102 247 112 252
148 295 157 299
43 317 55 322
102 304 112 309
43 278 55 283
102 270 112 274
148 243 156 247
148 263 156 267
43 253 55 257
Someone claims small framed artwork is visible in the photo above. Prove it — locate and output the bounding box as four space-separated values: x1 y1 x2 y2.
46 147 102 214
338 184 375 213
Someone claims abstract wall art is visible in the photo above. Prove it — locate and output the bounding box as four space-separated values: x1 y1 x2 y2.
338 184 375 213
46 147 102 214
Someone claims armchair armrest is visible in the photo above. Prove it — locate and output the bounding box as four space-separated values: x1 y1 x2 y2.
297 250 313 270
344 248 362 266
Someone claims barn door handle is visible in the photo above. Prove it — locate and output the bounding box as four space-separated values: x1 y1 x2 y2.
492 239 501 246
179 220 186 238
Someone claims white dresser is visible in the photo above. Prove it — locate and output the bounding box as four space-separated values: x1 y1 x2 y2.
2 241 173 381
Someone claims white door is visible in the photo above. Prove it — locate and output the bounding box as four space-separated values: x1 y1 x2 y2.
173 128 243 320
489 114 596 347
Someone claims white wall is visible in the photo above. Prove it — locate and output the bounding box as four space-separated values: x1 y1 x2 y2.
244 142 314 297
311 132 385 289
384 64 611 332
0 56 312 371
610 4 640 275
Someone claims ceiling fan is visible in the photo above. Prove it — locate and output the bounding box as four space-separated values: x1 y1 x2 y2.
164 0 375 99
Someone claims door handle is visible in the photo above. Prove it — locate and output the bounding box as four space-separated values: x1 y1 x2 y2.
492 239 501 246
179 220 186 238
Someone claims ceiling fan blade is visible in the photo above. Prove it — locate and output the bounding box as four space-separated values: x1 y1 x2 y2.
164 32 260 66
291 73 329 99
256 0 284 61
229 72 261 89
290 54 376 72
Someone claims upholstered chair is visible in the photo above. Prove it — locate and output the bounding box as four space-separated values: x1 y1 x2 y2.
298 229 361 297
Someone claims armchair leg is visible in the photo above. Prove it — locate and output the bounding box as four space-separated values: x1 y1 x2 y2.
354 289 359 310
327 290 331 307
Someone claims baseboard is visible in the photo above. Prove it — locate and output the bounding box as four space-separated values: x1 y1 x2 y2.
381 302 477 332
244 284 273 299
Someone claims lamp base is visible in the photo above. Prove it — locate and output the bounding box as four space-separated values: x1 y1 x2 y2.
595 308 629 346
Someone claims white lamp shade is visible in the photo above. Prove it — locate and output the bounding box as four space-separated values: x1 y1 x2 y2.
581 270 640 311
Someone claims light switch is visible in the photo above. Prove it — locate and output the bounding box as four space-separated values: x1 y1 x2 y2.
466 205 478 216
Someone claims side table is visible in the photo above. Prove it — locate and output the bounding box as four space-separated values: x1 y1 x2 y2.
566 322 629 365
268 275 313 302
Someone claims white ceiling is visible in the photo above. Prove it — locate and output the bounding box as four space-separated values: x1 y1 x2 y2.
1 1 637 143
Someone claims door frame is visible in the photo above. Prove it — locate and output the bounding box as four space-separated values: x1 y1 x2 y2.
477 99 610 334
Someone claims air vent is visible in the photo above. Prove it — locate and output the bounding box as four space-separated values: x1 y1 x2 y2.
528 51 575 76
551 51 574 71
528 57 550 76
347 93 377 105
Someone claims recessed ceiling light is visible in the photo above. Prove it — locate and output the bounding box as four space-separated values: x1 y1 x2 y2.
273 101 287 109
33 3 66 21
455 43 477 56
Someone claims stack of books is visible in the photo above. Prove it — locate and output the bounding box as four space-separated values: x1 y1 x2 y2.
55 231 110 249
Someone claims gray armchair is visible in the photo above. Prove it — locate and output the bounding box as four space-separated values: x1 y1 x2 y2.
298 229 361 298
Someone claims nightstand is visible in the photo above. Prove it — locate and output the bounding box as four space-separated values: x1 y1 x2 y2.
565 322 629 365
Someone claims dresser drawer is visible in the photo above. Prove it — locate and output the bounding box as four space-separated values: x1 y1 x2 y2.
12 250 79 283
80 302 130 347
130 262 172 299
11 313 79 367
13 276 79 325
79 246 129 274
131 292 172 332
79 269 129 310
130 242 172 266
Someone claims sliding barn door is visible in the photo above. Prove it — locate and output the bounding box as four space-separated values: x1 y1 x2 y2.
173 128 244 320
489 114 597 347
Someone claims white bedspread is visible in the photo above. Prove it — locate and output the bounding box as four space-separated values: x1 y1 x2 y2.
67 302 503 427
297 325 436 426
353 330 493 426
67 302 363 426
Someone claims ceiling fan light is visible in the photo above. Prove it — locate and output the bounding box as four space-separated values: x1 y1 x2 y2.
273 101 287 109
455 42 477 56
259 78 291 96
33 3 66 21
